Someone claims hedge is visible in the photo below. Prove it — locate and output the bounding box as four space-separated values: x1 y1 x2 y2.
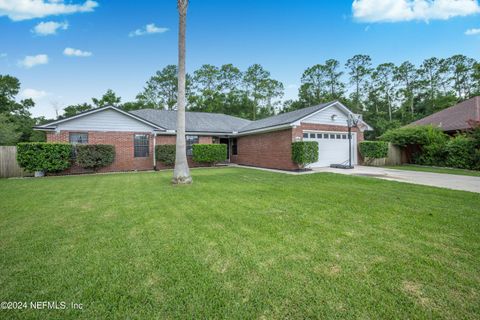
17 142 72 173
192 144 227 164
156 145 176 166
445 135 477 169
359 141 388 159
292 141 318 168
75 144 115 171
380 125 447 147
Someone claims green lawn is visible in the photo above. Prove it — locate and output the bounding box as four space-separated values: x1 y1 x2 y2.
1 168 479 319
386 164 480 177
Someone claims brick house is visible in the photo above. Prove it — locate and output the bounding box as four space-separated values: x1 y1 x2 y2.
35 101 372 173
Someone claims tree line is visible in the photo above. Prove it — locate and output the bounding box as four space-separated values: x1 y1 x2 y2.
1 54 479 145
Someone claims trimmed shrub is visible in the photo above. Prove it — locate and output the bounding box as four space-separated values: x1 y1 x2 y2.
414 142 448 166
359 141 388 159
292 141 318 168
445 135 476 169
17 142 72 173
156 144 176 166
380 125 448 147
192 144 227 164
76 144 115 171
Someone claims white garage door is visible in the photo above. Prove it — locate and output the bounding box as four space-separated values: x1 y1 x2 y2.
303 131 356 168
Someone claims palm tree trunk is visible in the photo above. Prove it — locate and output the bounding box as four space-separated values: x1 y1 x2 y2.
172 0 192 184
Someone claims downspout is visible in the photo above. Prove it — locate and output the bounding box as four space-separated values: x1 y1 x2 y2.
153 132 157 171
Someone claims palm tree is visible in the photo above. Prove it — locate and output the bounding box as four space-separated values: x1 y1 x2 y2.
172 0 192 184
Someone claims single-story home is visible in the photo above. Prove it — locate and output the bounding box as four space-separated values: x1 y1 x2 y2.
34 100 372 172
410 96 480 134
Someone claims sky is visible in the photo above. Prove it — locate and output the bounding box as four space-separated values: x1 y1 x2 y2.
1 0 480 119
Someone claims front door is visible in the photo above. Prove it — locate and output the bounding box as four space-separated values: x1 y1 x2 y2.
219 138 230 161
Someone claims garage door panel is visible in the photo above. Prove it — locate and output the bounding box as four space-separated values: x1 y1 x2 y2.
304 131 356 168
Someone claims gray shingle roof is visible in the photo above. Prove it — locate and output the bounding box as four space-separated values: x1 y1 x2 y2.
238 102 334 133
129 109 251 133
410 96 480 131
130 102 336 134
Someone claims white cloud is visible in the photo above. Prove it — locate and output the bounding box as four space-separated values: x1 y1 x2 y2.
0 53 7 58
129 23 169 37
20 88 49 100
32 20 68 35
0 0 98 21
63 47 92 57
18 54 48 68
352 0 480 22
465 28 480 35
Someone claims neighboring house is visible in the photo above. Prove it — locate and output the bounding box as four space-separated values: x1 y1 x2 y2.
410 96 480 134
34 100 372 172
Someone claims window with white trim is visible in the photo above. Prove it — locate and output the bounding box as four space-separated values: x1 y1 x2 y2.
134 134 149 157
69 132 88 144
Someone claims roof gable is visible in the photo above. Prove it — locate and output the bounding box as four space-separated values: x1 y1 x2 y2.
36 106 165 131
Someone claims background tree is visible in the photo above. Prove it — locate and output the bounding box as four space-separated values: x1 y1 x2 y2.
61 103 93 119
0 74 45 144
137 65 191 110
172 0 192 184
322 59 345 100
243 64 284 120
394 61 417 120
92 89 121 108
346 54 372 113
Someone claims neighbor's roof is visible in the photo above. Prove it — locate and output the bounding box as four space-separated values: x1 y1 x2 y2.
238 102 335 133
129 109 251 133
410 96 480 131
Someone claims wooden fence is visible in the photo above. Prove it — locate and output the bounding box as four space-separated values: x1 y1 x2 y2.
0 146 30 178
362 143 404 167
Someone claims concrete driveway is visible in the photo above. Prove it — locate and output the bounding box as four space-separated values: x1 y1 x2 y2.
313 165 480 193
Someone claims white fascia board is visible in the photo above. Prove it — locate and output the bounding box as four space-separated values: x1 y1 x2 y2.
235 123 293 137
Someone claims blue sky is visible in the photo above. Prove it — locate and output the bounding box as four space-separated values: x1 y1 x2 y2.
1 0 480 118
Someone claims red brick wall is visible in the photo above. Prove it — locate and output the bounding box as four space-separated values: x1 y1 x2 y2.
230 129 299 170
46 131 215 174
230 124 366 171
47 131 155 173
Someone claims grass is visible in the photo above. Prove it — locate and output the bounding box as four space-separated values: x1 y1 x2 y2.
385 164 480 177
0 168 479 319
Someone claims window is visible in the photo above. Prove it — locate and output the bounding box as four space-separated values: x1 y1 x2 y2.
309 133 316 138
134 134 149 157
232 138 238 155
342 134 347 139
336 134 341 139
303 133 308 138
69 132 88 144
323 133 328 139
330 134 335 139
316 133 322 138
186 135 199 156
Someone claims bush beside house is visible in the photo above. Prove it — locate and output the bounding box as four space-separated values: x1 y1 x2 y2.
192 144 227 165
381 125 480 170
17 142 72 175
156 145 176 166
75 145 115 171
292 141 318 169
